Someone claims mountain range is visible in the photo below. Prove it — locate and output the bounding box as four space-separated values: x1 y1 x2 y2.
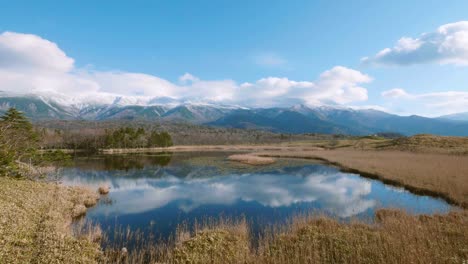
1 95 468 136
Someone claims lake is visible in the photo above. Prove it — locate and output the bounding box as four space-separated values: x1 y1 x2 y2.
57 152 455 242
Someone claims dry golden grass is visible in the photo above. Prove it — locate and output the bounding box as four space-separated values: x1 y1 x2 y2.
254 209 468 264
98 210 468 264
256 149 468 208
227 154 276 165
100 217 250 264
0 177 101 264
172 218 250 264
5 135 468 263
385 134 468 154
99 144 324 154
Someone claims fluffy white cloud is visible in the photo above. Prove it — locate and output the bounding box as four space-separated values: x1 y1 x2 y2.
0 32 74 72
362 21 468 66
237 67 371 107
381 88 468 116
0 31 372 108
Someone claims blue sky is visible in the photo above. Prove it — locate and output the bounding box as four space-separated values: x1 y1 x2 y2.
1 0 468 116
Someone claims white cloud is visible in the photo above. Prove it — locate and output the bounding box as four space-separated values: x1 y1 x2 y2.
0 31 74 72
381 88 468 116
178 73 199 84
236 66 371 107
381 88 409 98
0 31 372 108
363 21 468 66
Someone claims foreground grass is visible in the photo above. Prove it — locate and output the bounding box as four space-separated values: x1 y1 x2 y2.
0 177 101 264
3 134 468 263
101 210 468 264
254 209 468 264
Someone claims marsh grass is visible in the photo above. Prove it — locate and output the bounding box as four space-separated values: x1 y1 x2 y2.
227 154 276 165
254 149 468 209
100 217 250 264
95 209 468 264
2 172 467 264
258 209 468 263
0 177 101 264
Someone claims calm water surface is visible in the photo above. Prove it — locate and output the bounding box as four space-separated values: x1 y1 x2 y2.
57 152 454 241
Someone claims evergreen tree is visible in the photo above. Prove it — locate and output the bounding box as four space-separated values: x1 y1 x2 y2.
104 127 173 149
0 108 39 176
1 108 34 130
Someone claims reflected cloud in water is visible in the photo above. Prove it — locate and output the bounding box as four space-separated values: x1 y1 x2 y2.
61 164 375 218
58 153 455 241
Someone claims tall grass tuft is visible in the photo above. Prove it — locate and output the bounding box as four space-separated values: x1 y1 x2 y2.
96 209 468 264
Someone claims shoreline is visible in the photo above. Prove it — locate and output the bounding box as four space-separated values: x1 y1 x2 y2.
257 152 464 208
40 145 468 208
252 149 468 209
4 145 468 263
98 145 324 154
67 145 468 209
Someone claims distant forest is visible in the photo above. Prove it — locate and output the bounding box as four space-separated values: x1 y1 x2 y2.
35 120 350 150
104 127 173 149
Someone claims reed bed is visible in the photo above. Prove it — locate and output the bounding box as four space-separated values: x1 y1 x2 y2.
100 217 250 264
227 154 276 165
95 209 468 264
2 163 468 263
255 149 468 208
0 177 101 264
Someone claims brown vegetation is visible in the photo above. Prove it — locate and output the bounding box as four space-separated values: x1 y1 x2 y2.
35 120 347 149
99 210 468 264
100 217 250 264
228 154 276 165
253 209 468 264
382 134 468 154
98 184 110 195
3 128 468 263
100 144 323 154
0 177 101 264
257 149 468 208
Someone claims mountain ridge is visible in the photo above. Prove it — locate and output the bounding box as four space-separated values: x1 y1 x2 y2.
2 95 468 136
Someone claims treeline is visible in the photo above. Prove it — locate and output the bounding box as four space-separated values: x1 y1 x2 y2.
36 120 349 148
37 124 174 151
104 127 173 148
0 108 71 177
0 108 39 176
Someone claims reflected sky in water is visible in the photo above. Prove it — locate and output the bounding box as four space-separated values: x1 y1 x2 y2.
58 152 454 240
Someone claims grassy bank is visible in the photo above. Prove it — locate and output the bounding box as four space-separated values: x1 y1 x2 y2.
0 177 101 264
95 135 468 208
255 209 468 264
227 154 276 165
98 144 323 154
3 134 468 263
100 209 468 264
256 149 468 208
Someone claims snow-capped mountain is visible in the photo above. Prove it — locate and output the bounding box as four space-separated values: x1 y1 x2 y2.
2 95 468 136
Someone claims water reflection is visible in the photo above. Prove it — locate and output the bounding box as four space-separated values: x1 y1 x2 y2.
62 166 375 217
58 152 454 240
73 153 172 171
